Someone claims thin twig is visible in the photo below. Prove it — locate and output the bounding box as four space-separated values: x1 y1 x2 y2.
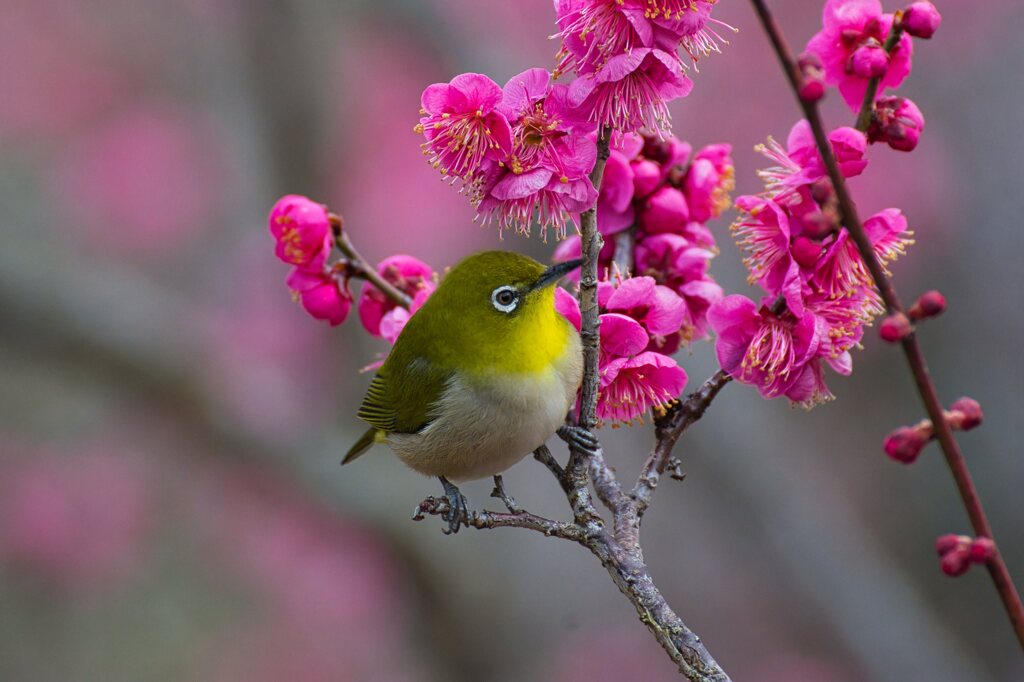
329 214 412 309
749 0 1024 649
854 21 904 132
634 370 732 514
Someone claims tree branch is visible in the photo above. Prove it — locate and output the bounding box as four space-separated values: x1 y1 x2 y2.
329 213 413 308
634 370 732 514
749 0 1024 649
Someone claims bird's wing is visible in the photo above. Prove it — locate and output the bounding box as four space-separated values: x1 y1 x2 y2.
356 356 451 434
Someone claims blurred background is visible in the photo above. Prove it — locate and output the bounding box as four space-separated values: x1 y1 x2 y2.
1 1 1022 680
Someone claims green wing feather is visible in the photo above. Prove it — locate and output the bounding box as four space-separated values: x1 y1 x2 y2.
357 356 451 434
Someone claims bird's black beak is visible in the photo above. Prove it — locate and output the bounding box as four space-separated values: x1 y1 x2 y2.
530 258 583 292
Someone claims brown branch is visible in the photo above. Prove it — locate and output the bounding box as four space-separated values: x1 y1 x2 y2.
613 227 635 275
749 0 1024 650
329 213 412 309
634 370 732 514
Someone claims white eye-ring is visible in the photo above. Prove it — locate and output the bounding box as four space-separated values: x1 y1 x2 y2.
491 285 519 313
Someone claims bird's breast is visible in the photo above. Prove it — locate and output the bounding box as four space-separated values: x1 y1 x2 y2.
387 336 582 482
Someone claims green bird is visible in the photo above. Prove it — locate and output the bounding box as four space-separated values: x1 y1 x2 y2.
343 250 584 532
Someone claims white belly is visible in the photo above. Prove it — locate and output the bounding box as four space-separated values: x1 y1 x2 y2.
387 349 582 482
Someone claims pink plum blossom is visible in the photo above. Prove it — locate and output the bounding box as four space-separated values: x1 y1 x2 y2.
805 0 914 111
285 253 352 327
268 194 331 267
597 148 637 235
598 351 688 423
756 120 867 202
708 295 824 403
378 288 433 344
358 255 436 337
554 286 582 330
684 143 735 222
604 276 687 338
634 233 721 342
475 69 598 239
416 73 513 181
554 0 652 77
568 47 693 132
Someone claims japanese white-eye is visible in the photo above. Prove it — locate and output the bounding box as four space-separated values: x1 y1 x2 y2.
343 250 583 531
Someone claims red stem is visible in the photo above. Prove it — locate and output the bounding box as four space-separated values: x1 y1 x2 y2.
748 0 1024 650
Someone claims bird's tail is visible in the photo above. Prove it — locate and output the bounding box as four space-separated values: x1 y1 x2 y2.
342 427 383 465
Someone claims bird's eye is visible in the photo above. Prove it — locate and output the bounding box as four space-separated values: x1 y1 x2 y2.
491 285 519 313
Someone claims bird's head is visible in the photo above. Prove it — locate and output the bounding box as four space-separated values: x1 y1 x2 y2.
414 250 582 373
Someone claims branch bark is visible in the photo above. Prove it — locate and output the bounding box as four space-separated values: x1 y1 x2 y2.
749 0 1024 650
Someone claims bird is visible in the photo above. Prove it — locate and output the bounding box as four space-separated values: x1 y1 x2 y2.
343 250 584 533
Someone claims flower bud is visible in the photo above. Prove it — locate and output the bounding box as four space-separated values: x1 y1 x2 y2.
879 312 912 342
640 186 689 234
868 97 925 152
791 236 823 270
810 178 834 205
948 397 983 431
800 210 837 240
969 537 997 563
935 534 968 557
849 42 889 79
797 52 826 102
908 289 946 320
902 2 942 39
884 424 930 464
631 159 661 198
940 548 971 577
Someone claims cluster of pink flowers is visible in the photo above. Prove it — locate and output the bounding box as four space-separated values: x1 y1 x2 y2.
555 276 688 424
268 195 351 326
711 121 908 405
415 1 727 238
708 0 940 407
555 130 733 344
268 195 436 335
805 0 937 152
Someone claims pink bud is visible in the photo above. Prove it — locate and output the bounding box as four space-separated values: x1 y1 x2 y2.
639 186 689 234
935 534 967 557
902 2 941 40
908 290 946 320
797 53 826 102
879 312 912 342
883 425 930 464
948 397 983 431
810 179 834 205
799 78 825 103
800 211 837 240
868 97 925 153
969 537 997 563
791 237 823 270
631 159 661 198
849 43 889 79
940 548 971 577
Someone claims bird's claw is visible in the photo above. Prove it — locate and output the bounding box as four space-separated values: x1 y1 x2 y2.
557 424 600 455
439 476 470 534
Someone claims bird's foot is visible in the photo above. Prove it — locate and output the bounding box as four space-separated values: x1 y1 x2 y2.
438 476 469 534
557 424 600 456
490 475 521 514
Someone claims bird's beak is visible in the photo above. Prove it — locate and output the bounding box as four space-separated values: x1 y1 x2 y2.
530 258 583 292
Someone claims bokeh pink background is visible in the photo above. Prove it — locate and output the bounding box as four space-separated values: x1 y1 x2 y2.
2 1 1023 680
